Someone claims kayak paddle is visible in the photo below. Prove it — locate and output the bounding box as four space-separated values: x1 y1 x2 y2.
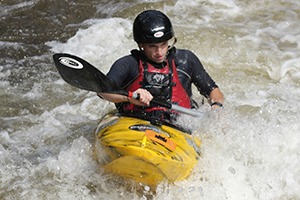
52 53 203 117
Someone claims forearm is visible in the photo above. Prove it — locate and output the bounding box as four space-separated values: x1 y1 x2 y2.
98 88 153 106
98 93 128 103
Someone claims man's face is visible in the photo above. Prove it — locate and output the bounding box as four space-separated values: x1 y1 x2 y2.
140 41 169 63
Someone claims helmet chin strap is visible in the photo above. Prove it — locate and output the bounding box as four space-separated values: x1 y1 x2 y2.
168 37 177 50
165 37 177 60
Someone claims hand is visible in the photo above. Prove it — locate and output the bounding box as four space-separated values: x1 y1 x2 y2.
209 88 224 109
130 88 153 106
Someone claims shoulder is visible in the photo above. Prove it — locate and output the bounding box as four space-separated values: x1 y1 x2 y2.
173 48 202 69
107 53 139 87
112 54 138 67
175 48 198 59
175 48 195 55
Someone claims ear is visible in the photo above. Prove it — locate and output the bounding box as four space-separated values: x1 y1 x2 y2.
138 43 144 51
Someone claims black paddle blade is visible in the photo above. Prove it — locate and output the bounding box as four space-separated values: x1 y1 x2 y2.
53 53 119 93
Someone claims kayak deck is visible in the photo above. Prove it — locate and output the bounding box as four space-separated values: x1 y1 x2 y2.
94 113 201 186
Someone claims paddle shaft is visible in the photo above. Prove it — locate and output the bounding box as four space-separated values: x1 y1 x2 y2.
53 53 203 117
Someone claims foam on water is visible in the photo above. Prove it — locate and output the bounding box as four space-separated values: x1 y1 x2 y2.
1 0 300 199
47 18 135 72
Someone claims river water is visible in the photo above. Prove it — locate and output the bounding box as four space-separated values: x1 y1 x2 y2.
1 0 299 199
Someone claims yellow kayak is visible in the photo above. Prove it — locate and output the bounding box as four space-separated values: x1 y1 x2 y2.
94 112 201 187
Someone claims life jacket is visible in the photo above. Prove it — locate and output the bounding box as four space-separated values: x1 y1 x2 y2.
121 49 191 116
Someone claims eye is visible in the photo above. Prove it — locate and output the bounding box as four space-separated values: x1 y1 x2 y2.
162 42 168 46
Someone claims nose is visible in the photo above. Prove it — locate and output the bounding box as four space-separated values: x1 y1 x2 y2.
156 47 163 55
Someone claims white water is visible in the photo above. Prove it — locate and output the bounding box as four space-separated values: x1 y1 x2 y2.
1 0 300 199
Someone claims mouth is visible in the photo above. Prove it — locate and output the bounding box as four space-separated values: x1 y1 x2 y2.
155 55 165 61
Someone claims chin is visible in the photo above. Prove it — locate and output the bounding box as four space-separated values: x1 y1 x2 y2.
155 58 165 63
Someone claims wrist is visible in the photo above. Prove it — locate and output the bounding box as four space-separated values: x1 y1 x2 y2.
210 102 223 108
126 96 131 103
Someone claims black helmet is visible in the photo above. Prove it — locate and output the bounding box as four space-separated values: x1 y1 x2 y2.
133 10 174 43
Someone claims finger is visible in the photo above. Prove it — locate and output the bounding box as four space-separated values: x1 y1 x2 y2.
139 90 152 105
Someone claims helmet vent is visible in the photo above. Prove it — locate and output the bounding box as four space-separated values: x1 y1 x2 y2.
153 26 165 31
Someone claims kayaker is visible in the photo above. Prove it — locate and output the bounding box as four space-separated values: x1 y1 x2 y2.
98 10 224 129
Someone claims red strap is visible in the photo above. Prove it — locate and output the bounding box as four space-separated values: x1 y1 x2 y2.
128 91 133 98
